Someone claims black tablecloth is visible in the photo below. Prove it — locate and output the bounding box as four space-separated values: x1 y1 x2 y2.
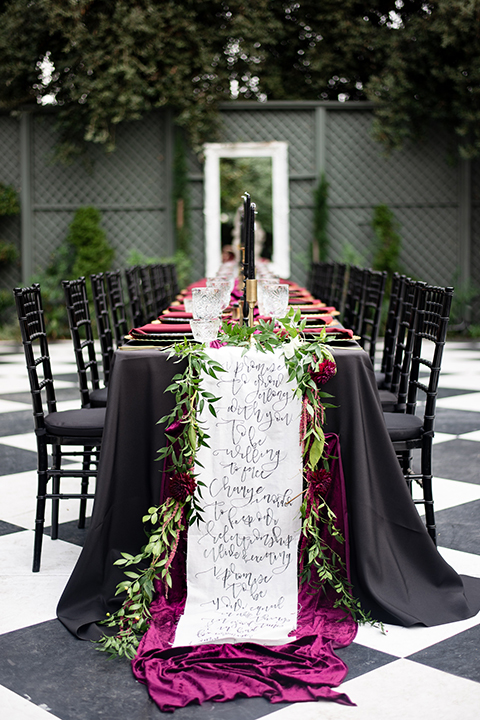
57 345 480 639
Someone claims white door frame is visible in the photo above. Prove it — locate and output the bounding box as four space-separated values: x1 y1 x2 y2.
203 141 290 278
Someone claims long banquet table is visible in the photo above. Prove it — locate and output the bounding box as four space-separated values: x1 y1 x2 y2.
57 342 480 640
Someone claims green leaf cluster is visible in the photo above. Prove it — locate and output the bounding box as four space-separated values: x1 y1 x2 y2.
312 173 329 263
0 182 20 216
0 0 279 158
366 1 480 158
28 205 114 337
0 240 18 267
299 487 378 628
98 340 226 657
3 1 475 160
172 130 191 256
97 499 186 659
371 203 402 278
66 206 114 279
220 157 273 236
157 340 225 525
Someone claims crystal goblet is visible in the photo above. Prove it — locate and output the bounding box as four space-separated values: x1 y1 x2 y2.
206 279 231 309
191 287 223 319
262 283 289 321
190 317 221 344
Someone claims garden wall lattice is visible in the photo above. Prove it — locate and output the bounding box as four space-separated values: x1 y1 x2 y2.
0 103 478 323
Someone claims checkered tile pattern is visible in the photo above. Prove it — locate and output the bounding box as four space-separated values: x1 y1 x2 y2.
0 339 479 719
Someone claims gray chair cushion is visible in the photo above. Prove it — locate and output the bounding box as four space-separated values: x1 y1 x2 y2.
90 386 108 408
378 388 397 413
45 408 105 437
383 411 424 442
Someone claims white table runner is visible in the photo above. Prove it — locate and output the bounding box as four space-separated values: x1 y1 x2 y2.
173 346 303 647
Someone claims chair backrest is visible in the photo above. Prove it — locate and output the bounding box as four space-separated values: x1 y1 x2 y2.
13 284 57 430
388 278 420 409
62 277 101 408
138 265 157 322
343 266 366 334
105 270 130 346
381 273 406 379
330 263 347 313
310 261 335 303
358 269 387 364
150 264 170 315
165 262 180 299
405 284 454 428
125 266 146 327
90 273 114 385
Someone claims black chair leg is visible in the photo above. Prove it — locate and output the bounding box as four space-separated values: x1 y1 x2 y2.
33 468 48 573
51 446 61 539
423 487 436 543
78 447 90 529
78 500 87 529
397 450 413 491
422 438 436 544
33 514 45 573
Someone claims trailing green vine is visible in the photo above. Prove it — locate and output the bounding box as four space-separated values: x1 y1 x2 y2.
97 313 378 658
98 501 186 660
97 343 225 658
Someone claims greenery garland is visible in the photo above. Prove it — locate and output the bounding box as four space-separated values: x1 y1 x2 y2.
98 311 377 659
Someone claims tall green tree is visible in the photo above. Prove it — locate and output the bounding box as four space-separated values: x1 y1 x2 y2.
366 1 480 159
0 1 478 158
244 1 427 103
0 0 281 159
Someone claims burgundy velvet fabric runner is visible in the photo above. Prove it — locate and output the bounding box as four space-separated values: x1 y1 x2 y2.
132 435 357 712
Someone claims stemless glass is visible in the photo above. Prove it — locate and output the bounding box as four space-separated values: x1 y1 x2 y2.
190 317 221 344
206 279 231 309
191 287 223 319
262 283 289 321
257 280 278 315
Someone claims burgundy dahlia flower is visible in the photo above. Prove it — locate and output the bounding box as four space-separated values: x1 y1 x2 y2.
305 467 333 498
168 472 197 502
309 358 336 386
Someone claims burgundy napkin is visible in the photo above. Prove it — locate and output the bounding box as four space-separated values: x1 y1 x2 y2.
302 315 333 325
301 306 337 315
324 327 354 338
160 311 193 319
293 303 327 312
289 298 317 305
131 323 192 335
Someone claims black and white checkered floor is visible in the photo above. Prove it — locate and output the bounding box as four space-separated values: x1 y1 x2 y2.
0 339 479 719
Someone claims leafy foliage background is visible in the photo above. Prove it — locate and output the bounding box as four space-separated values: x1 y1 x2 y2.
1 2 478 159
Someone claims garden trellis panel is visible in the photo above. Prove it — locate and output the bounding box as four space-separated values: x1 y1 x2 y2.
0 102 477 320
0 114 21 291
0 109 173 289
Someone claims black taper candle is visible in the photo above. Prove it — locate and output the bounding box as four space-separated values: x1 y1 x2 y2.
242 192 251 279
248 203 256 279
242 193 251 324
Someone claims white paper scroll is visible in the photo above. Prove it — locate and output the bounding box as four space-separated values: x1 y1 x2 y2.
173 346 303 647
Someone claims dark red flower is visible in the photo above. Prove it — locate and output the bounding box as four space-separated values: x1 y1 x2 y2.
168 472 197 502
305 467 332 498
309 358 336 386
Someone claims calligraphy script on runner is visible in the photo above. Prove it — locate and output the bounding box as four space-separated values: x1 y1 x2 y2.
173 346 303 647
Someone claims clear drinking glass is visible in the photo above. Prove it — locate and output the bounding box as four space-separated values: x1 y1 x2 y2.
257 280 278 315
190 317 221 343
183 297 193 313
191 287 223 319
262 283 289 320
206 279 231 309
